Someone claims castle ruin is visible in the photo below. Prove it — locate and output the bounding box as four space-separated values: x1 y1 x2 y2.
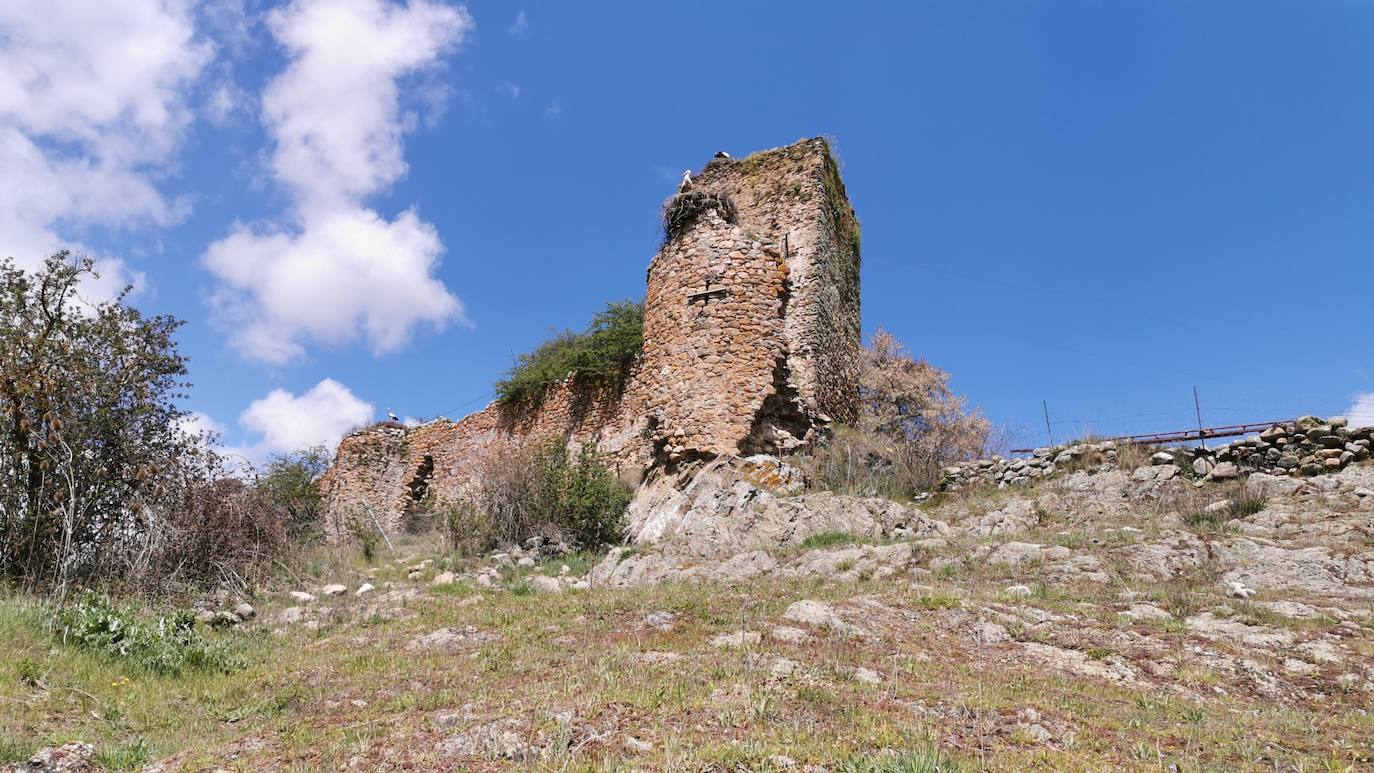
320 138 861 534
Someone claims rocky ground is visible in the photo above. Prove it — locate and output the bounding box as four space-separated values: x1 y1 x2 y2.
2 457 1372 771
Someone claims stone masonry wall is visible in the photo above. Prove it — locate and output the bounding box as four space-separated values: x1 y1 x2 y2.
321 138 863 537
320 376 651 536
638 210 788 461
691 139 862 427
939 416 1374 493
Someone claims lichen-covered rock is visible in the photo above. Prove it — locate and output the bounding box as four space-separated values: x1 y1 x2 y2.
624 456 945 560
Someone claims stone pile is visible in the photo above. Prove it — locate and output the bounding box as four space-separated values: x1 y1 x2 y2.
1203 416 1371 477
940 417 1372 492
940 442 1119 490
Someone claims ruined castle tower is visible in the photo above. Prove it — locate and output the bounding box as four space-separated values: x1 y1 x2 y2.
640 138 862 460
320 138 861 535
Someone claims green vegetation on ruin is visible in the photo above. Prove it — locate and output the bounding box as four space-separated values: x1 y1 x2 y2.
494 300 644 406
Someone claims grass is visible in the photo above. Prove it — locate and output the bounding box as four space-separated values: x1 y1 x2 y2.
1182 492 1268 531
1 538 1370 770
0 736 34 765
801 531 861 550
838 746 963 772
93 737 151 771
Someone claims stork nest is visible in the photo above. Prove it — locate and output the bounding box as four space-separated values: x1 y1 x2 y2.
661 190 737 245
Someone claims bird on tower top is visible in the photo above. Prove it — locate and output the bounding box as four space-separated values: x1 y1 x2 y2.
387 408 399 423
678 170 692 192
714 150 731 159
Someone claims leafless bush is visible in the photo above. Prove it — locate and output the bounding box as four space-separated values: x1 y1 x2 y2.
800 329 992 498
147 478 288 592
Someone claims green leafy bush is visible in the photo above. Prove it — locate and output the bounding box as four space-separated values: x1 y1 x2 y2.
543 443 633 549
57 591 244 676
495 301 643 405
464 439 630 551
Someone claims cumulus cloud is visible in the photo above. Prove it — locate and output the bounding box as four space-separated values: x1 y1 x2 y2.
1347 393 1374 429
238 378 374 461
185 380 373 469
0 0 211 288
203 0 472 363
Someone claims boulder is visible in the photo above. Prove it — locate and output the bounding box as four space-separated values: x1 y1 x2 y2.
320 584 347 596
527 575 562 594
624 456 946 560
782 600 855 634
1208 462 1240 481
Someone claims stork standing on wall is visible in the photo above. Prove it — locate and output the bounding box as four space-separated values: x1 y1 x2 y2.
387 408 399 423
678 169 692 192
714 151 731 159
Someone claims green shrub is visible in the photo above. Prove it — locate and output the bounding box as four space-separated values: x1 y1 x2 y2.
495 301 643 405
544 443 633 549
57 591 244 676
470 439 630 551
442 499 490 557
344 514 382 562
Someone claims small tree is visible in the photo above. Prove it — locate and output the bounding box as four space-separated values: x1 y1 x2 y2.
0 253 199 592
257 446 330 542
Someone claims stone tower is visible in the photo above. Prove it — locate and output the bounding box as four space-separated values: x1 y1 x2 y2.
640 138 862 461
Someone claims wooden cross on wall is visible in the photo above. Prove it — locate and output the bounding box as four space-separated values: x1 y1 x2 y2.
686 276 728 305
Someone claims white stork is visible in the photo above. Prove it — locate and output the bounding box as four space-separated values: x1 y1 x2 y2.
678 169 692 192
714 150 731 159
387 408 399 422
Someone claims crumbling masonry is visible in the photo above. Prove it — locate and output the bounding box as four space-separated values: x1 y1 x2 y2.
320 138 861 535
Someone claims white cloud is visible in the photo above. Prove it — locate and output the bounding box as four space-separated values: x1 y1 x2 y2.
0 0 211 288
202 0 472 364
1347 393 1374 429
204 208 462 360
497 82 522 99
545 100 562 117
239 378 374 459
508 10 527 36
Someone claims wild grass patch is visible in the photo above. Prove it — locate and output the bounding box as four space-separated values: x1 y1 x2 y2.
801 531 860 550
93 738 151 771
836 746 963 772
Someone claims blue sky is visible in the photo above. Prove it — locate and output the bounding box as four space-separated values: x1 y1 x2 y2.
3 0 1371 463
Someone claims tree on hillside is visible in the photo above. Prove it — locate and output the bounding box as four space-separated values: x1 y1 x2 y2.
0 253 204 591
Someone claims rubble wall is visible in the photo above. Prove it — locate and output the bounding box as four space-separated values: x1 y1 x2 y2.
940 417 1374 492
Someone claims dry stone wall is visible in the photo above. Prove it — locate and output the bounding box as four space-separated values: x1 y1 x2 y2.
321 138 862 537
939 416 1374 493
